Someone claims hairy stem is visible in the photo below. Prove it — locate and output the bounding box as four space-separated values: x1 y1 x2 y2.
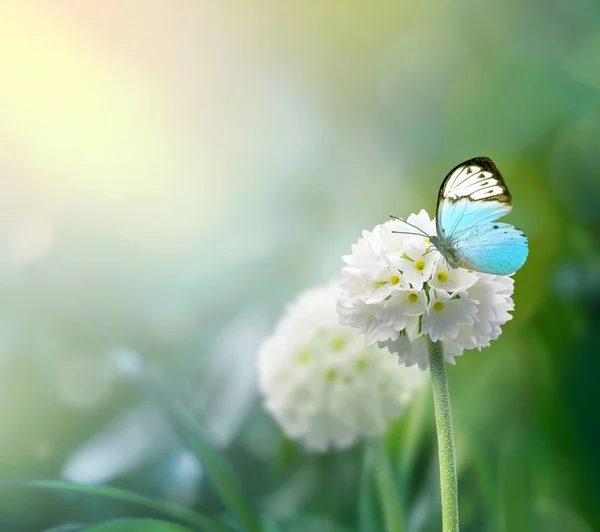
427 337 459 532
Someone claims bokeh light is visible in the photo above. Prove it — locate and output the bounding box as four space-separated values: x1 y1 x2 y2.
0 1 598 531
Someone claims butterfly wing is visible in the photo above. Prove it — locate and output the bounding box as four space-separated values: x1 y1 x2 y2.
452 222 528 275
436 157 528 275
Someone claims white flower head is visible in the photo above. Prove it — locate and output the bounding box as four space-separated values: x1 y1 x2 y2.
339 210 516 369
257 283 425 451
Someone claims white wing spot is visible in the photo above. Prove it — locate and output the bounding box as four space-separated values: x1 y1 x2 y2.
470 185 504 200
443 165 505 201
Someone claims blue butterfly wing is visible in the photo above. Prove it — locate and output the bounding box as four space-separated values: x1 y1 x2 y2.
437 197 510 242
436 157 528 275
453 222 528 275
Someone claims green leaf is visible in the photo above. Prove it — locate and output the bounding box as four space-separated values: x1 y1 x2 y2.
358 443 379 532
85 519 193 531
373 441 405 532
17 480 234 532
273 435 299 478
533 500 594 532
498 434 533 531
260 517 283 532
145 376 261 532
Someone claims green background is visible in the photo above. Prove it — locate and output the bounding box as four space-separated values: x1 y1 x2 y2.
0 1 598 531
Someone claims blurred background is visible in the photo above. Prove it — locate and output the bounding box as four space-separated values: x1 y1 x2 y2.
0 1 599 531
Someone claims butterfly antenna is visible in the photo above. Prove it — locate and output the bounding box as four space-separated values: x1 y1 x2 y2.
392 231 428 237
389 215 429 237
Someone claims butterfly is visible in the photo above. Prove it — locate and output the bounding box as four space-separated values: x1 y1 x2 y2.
394 157 528 275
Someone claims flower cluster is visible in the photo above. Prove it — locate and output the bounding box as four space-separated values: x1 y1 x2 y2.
338 210 515 370
257 283 425 451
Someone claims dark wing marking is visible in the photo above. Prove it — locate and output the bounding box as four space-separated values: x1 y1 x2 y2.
435 157 513 243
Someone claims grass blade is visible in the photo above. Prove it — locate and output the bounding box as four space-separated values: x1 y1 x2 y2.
12 480 235 532
374 441 405 532
84 518 193 531
358 443 379 532
145 376 261 532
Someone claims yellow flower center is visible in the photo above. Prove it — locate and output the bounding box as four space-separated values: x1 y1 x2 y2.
433 301 445 312
390 275 400 285
355 358 368 371
436 271 448 283
298 351 312 364
330 336 345 351
407 293 419 303
415 260 425 271
325 368 338 382
424 238 431 244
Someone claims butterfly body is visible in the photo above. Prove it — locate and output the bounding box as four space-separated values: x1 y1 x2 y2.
430 157 528 276
428 235 463 269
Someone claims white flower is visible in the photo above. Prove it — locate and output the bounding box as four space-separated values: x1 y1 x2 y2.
375 289 427 333
379 334 429 370
257 283 425 451
422 289 477 343
338 210 517 369
397 240 439 290
429 260 478 292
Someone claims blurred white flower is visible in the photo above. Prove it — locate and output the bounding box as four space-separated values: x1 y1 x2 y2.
257 283 425 451
339 210 515 370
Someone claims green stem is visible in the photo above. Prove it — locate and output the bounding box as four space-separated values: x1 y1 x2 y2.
427 337 459 532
